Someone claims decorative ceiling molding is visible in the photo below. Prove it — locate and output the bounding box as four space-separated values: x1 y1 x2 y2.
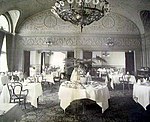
18 10 140 35
36 0 51 5
16 35 141 51
0 0 149 34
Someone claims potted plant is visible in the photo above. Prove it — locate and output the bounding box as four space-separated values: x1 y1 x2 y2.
64 55 107 84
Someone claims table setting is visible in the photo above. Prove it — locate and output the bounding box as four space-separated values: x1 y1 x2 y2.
58 80 110 113
7 78 43 108
133 79 150 109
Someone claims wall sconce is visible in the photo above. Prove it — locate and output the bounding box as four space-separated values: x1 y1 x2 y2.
46 41 53 46
106 38 114 47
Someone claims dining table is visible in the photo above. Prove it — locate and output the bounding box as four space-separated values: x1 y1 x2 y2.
22 82 43 108
1 82 43 108
109 73 136 89
58 81 110 113
0 75 9 92
42 74 55 84
0 85 10 103
133 82 150 109
0 103 23 122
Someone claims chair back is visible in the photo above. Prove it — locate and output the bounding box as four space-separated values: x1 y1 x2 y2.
12 75 20 81
13 85 22 96
13 84 28 98
123 74 130 81
7 82 23 98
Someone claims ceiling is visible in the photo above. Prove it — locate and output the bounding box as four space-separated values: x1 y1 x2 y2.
0 0 150 34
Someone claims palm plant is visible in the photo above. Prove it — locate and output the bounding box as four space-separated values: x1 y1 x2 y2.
64 55 107 81
65 55 106 68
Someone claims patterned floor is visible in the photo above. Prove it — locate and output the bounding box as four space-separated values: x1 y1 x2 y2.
19 83 145 122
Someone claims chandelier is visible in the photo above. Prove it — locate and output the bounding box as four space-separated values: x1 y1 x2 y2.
106 41 114 47
102 51 110 57
51 0 110 32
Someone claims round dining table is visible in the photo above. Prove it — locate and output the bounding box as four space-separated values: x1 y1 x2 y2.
133 82 150 109
58 81 110 113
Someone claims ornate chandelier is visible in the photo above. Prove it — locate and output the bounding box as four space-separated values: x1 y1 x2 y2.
51 0 110 32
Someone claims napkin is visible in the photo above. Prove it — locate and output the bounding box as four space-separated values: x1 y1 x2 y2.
143 78 147 83
137 79 141 84
24 79 30 85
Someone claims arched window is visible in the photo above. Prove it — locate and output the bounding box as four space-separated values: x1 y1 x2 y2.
0 15 9 72
0 10 20 72
0 35 8 72
0 15 9 32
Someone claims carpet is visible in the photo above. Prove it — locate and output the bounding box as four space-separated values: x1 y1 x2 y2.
19 83 146 122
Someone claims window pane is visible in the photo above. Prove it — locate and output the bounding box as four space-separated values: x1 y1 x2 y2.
0 53 8 72
1 36 6 52
0 15 9 31
0 36 8 72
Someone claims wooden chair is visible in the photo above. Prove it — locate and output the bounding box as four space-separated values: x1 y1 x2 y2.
8 82 29 109
119 75 130 93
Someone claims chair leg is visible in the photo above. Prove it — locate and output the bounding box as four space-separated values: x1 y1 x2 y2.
24 98 26 109
37 97 39 106
128 83 130 90
123 83 125 93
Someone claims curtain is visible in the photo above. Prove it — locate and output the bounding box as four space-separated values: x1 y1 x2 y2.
125 51 135 75
6 33 13 71
41 52 45 73
24 51 30 77
0 31 5 55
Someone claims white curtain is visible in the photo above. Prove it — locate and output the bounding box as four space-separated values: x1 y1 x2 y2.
0 35 8 72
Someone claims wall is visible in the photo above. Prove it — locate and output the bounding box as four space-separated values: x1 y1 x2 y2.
30 51 41 74
141 11 150 68
49 51 66 72
92 51 125 68
14 9 142 71
142 33 150 67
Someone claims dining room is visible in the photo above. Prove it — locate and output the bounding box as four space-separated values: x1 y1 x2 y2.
0 0 150 122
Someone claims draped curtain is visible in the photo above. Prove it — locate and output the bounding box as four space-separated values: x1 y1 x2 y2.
0 31 5 56
125 51 135 75
41 52 45 73
24 51 30 77
6 33 14 71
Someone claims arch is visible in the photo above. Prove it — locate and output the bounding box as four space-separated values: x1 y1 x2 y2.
111 7 145 34
18 9 140 35
0 10 20 33
140 10 150 33
8 10 20 33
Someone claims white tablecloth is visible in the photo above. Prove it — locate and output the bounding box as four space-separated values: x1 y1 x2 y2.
133 83 150 109
0 85 10 103
0 103 18 115
97 68 107 77
23 83 43 108
0 103 23 122
43 74 55 84
58 82 110 113
0 76 9 92
109 74 136 89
